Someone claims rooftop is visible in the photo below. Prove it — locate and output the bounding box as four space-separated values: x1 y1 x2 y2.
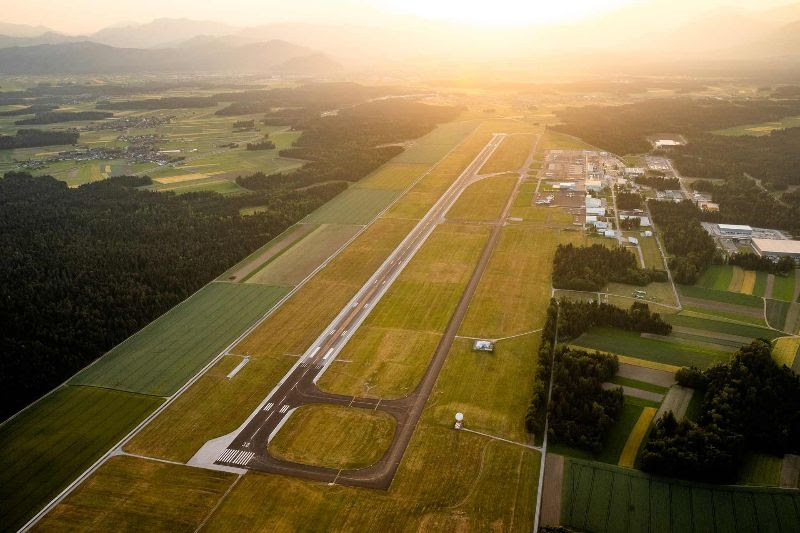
753 239 800 254
718 224 753 231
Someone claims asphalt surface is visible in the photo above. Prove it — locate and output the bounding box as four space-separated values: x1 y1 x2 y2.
215 132 533 489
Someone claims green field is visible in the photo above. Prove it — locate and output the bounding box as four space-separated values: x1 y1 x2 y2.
0 386 163 531
772 270 797 302
754 271 769 297
245 223 362 286
31 455 236 532
773 337 800 369
446 174 517 222
713 115 800 136
479 133 534 174
766 299 791 331
696 265 735 291
301 187 401 225
572 327 731 369
610 376 670 395
561 457 800 533
391 120 480 164
355 163 430 191
665 313 782 340
679 284 764 308
738 453 783 487
71 283 290 396
268 405 396 469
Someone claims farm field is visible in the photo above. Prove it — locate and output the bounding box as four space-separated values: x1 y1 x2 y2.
572 327 731 368
71 283 290 396
561 457 800 533
446 174 517 221
478 133 535 174
773 336 800 369
679 284 764 308
772 270 797 302
619 406 657 468
390 119 480 164
713 115 800 136
665 313 782 340
300 187 401 225
739 453 783 487
218 223 317 282
268 405 396 469
355 163 430 191
605 281 678 307
30 456 236 532
245 223 362 286
0 386 163 531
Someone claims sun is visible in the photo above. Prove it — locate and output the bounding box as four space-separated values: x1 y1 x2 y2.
371 0 641 26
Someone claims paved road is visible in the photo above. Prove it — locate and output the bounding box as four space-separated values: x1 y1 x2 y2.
214 133 518 487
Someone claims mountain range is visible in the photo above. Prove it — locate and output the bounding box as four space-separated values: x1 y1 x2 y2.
2 2 800 75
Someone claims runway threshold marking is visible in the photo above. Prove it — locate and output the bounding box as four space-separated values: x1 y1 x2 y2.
262 402 274 412
279 404 289 414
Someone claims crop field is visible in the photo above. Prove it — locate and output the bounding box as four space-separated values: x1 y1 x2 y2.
665 313 782 340
268 405 396 469
713 115 800 136
696 265 735 291
741 270 757 294
31 456 236 532
300 187 401 225
772 336 800 369
128 219 417 461
218 223 317 282
754 271 769 297
390 120 480 164
619 406 657 468
0 386 163 531
605 281 677 307
539 129 598 151
460 227 584 339
680 284 764 308
572 327 731 369
245 223 362 286
766 299 792 331
355 163 430 191
739 453 783 487
71 283 290 396
445 174 517 222
478 133 535 174
561 457 800 533
638 236 664 270
772 270 797 302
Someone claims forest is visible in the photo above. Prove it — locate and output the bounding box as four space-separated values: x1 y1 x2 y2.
615 190 642 210
0 104 59 117
0 172 343 420
728 252 795 275
14 110 114 125
670 128 800 189
634 174 680 190
648 200 718 283
698 176 800 236
96 96 218 110
641 341 800 482
237 100 460 191
552 243 666 291
525 299 671 449
552 98 800 155
0 128 79 149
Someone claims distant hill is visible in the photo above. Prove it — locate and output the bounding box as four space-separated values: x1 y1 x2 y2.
88 18 238 49
0 40 342 75
0 31 84 48
272 53 344 75
733 20 800 59
0 21 56 38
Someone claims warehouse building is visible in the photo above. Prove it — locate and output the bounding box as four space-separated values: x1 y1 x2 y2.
752 239 800 262
718 224 753 238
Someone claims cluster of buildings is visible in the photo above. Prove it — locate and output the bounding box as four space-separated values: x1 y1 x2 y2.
84 114 174 132
703 223 800 262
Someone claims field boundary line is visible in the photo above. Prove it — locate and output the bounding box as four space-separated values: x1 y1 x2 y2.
459 427 542 452
193 473 242 533
17 119 484 532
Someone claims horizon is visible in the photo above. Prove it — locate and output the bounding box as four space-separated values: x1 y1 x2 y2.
2 0 797 35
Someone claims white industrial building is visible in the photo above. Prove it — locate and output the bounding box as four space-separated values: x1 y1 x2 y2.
718 224 753 238
586 207 606 217
585 179 603 192
553 182 576 190
752 239 800 262
625 167 645 177
586 197 602 208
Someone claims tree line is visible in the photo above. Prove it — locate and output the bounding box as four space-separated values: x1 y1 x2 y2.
552 243 666 292
0 128 79 149
648 200 719 284
641 340 800 482
635 175 681 191
14 111 113 125
0 172 344 421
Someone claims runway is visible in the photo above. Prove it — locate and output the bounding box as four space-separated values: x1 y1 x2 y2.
213 132 527 488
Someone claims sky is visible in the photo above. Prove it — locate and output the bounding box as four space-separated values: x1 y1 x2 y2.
1 0 796 34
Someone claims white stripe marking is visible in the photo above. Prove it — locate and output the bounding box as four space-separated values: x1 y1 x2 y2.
262 402 274 412
279 404 289 414
323 348 334 361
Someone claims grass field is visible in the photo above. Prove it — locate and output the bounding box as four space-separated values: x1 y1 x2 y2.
355 163 430 191
713 115 800 136
390 120 480 164
766 299 792 331
539 129 597 151
478 133 535 174
218 223 317 282
754 271 769 297
71 283 290 396
30 455 236 532
572 327 731 369
460 227 584 339
738 453 783 487
561 457 800 533
638 236 665 270
268 405 396 469
772 270 797 302
680 284 764 308
665 313 782 340
606 281 678 307
0 386 163 531
610 376 669 395
301 187 401 225
696 265 734 291
619 407 657 468
741 270 757 295
245 224 362 286
446 174 517 222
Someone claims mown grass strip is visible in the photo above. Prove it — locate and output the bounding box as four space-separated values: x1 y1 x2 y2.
679 284 764 308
